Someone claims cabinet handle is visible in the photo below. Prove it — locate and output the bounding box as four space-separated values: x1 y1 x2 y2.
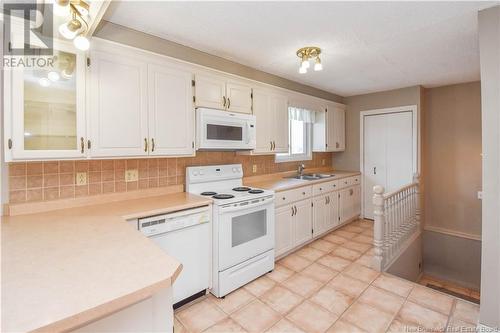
294 206 297 215
272 141 276 150
291 206 295 216
151 138 155 152
270 141 273 151
223 96 226 107
80 137 84 153
302 192 306 195
144 138 148 152
336 142 339 148
325 196 328 204
373 167 377 175
350 189 354 196
227 98 231 109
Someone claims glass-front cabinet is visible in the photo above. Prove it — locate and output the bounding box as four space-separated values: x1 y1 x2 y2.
4 40 86 160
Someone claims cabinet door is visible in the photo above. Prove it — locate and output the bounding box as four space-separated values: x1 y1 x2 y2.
8 42 86 160
226 81 252 114
252 89 273 153
293 199 313 246
333 107 346 151
89 50 149 157
312 195 329 238
352 185 361 217
339 188 351 224
148 64 194 156
275 205 295 257
328 192 340 229
326 108 337 151
271 93 289 153
194 74 225 109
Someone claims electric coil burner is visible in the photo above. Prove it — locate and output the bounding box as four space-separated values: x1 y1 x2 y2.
232 187 251 192
200 191 217 196
212 194 235 199
248 189 264 194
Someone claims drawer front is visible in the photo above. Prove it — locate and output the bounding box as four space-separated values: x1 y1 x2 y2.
276 186 312 207
338 176 361 189
351 175 361 185
313 180 336 196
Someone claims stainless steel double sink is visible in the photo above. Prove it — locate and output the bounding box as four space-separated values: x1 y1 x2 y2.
285 173 336 181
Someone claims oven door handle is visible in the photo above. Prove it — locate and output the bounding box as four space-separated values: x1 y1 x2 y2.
220 197 274 213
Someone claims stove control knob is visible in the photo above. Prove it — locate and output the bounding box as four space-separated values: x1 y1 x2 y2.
232 167 237 172
237 167 242 172
199 170 204 175
193 171 199 176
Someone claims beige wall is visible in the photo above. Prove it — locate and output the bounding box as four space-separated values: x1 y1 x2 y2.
94 21 343 104
423 82 482 237
333 86 422 171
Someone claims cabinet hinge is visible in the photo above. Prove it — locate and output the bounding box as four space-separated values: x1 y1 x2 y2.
86 57 91 67
192 141 195 148
338 216 341 221
311 228 314 234
87 140 91 149
191 80 195 87
325 108 327 112
193 96 196 103
311 202 313 207
8 42 12 53
7 138 12 149
250 92 253 99
325 143 328 147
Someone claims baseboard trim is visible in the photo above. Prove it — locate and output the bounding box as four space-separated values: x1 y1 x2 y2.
424 225 481 241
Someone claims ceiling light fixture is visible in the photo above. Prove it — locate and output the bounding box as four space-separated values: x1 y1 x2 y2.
296 46 322 74
57 0 91 51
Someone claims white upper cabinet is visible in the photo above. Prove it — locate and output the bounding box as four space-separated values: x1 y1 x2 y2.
88 49 149 157
4 40 87 161
194 73 252 114
313 102 346 152
251 87 289 154
148 63 194 156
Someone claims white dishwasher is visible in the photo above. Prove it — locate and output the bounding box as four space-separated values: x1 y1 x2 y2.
138 206 211 308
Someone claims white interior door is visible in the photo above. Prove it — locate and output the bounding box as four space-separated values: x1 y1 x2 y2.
362 110 415 219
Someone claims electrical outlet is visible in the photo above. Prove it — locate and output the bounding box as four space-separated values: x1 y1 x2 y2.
477 191 483 200
125 169 138 182
322 159 326 166
76 172 87 186
252 164 257 173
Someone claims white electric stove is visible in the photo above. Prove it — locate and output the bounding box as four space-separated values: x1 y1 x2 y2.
186 164 275 297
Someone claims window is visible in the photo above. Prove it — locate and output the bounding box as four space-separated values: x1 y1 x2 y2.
276 107 314 163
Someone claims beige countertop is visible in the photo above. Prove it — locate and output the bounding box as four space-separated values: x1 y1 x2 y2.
244 169 361 192
1 192 212 333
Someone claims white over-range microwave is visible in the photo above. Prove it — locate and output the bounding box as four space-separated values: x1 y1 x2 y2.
196 108 256 150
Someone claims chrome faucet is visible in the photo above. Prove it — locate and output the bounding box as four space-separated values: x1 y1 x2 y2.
298 164 305 176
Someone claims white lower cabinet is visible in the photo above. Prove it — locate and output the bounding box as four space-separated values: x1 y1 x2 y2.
275 177 361 259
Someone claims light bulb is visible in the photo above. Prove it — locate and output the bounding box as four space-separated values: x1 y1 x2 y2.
48 71 60 81
301 57 310 69
299 66 307 74
54 0 70 17
61 68 74 79
59 22 78 40
39 77 51 87
314 58 323 71
73 35 90 51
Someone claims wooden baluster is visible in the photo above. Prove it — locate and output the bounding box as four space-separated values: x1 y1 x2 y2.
372 185 385 271
413 173 421 233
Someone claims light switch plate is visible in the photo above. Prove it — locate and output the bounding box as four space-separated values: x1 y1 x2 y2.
322 159 326 166
125 169 138 182
252 164 257 173
76 172 87 186
477 191 483 200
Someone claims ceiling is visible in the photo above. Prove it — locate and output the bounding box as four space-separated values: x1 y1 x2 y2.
104 1 496 97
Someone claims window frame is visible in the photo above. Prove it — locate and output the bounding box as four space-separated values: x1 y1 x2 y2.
275 117 313 163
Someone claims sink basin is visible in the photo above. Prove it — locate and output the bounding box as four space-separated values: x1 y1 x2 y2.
284 173 336 181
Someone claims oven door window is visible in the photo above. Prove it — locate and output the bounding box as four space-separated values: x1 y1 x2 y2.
231 209 267 247
207 124 243 141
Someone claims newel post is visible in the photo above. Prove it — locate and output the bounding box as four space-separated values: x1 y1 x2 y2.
413 173 421 229
372 185 385 272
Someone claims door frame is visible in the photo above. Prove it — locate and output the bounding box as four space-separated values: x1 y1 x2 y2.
359 105 418 219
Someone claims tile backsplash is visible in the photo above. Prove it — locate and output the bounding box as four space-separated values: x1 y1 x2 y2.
7 152 333 204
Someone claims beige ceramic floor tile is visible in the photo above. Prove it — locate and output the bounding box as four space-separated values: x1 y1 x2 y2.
174 316 188 333
331 246 362 261
372 273 414 298
267 264 295 283
386 319 421 332
317 255 352 271
279 253 313 271
244 275 276 297
260 285 303 315
310 284 354 316
203 318 247 332
447 317 478 332
177 299 228 332
265 318 306 333
326 319 368 333
342 241 372 253
352 234 374 244
295 246 327 261
362 229 374 237
301 262 339 283
357 286 405 315
333 230 357 239
354 254 373 268
231 299 281 332
342 263 380 284
309 239 337 252
210 288 255 314
322 233 349 245
287 301 338 333
282 273 324 297
452 300 480 324
328 274 369 298
341 301 394 333
408 285 454 315
341 225 365 233
396 301 449 331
